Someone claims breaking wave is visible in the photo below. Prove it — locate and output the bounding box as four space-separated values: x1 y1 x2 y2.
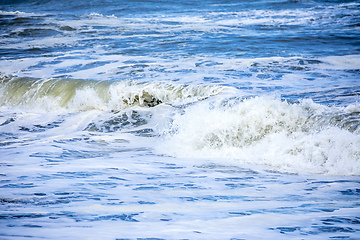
1 76 359 175
0 76 226 111
156 96 360 175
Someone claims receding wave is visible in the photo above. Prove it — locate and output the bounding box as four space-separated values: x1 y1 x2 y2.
0 76 226 111
156 96 360 175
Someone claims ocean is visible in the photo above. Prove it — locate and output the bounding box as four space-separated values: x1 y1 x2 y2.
0 0 360 239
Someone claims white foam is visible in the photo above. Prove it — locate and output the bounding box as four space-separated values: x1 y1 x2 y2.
0 10 36 16
319 55 360 70
0 77 227 112
156 96 360 175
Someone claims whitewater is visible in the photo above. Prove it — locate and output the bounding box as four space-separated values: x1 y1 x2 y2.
1 0 360 239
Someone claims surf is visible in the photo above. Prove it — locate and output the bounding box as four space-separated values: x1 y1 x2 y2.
0 76 226 111
155 96 360 175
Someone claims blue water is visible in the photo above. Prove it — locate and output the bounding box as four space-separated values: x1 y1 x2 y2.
0 0 360 239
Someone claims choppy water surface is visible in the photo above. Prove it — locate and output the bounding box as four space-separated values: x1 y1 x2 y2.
1 0 360 239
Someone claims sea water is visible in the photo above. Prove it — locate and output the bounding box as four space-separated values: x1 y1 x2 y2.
0 0 360 239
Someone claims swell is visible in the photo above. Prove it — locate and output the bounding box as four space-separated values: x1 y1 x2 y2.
0 76 226 111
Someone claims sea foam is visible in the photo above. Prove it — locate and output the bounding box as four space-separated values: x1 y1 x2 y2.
0 76 225 112
156 96 360 175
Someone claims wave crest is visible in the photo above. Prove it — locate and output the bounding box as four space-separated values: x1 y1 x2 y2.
157 96 360 175
0 76 226 111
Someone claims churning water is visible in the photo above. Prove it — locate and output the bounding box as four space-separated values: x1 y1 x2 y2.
0 0 360 239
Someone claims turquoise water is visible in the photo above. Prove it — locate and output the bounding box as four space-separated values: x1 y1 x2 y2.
0 0 360 239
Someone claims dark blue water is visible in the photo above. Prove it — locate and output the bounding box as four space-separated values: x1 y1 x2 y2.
1 0 360 58
1 0 359 105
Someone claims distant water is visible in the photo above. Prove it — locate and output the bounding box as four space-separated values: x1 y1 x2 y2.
1 0 360 239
